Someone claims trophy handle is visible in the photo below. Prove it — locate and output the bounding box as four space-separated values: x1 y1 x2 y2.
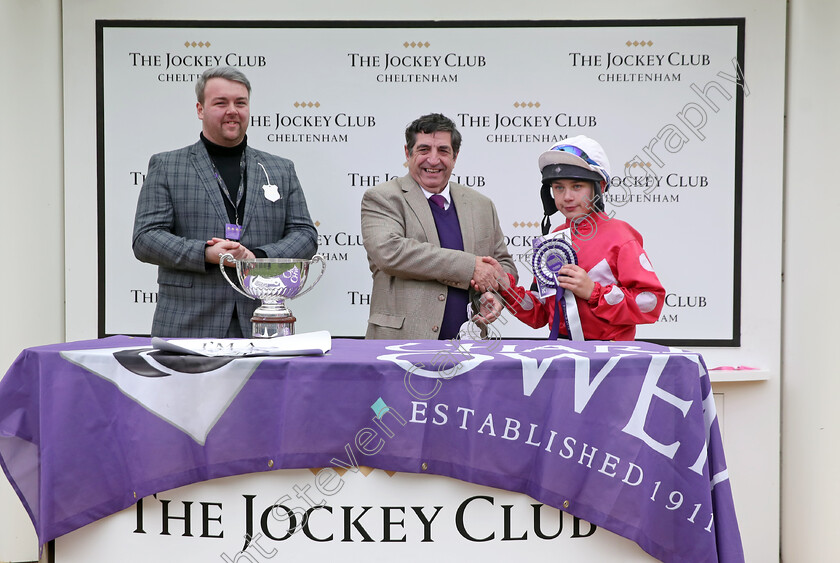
218 253 256 300
294 254 327 299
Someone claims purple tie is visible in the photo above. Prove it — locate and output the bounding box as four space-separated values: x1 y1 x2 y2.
430 194 446 209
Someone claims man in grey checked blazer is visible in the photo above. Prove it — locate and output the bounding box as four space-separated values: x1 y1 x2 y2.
361 113 517 340
133 67 317 338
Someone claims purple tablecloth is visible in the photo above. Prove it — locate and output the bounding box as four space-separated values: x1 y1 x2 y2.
0 336 743 562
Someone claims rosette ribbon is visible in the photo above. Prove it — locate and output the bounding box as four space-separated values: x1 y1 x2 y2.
531 231 585 340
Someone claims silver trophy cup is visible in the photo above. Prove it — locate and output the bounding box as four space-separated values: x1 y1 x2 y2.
220 254 326 338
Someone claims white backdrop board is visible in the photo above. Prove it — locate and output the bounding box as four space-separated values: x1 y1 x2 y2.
98 20 745 345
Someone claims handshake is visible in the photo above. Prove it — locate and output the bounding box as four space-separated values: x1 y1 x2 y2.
471 256 510 294
468 256 512 325
468 254 596 326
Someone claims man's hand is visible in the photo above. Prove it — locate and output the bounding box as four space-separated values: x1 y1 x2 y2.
471 257 501 292
471 256 510 292
556 264 594 300
204 238 256 265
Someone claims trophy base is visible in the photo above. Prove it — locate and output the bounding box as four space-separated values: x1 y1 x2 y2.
251 315 297 338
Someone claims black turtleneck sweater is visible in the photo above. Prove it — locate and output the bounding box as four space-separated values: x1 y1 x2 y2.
200 133 247 226
200 134 267 258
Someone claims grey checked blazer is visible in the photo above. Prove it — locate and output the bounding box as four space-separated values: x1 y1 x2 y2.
361 175 517 339
133 140 317 337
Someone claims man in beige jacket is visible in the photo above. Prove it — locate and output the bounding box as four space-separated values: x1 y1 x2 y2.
361 113 517 340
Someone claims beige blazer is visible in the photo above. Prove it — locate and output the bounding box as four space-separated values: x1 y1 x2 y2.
361 175 517 339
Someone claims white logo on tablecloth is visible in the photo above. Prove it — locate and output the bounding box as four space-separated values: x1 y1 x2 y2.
61 347 262 445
